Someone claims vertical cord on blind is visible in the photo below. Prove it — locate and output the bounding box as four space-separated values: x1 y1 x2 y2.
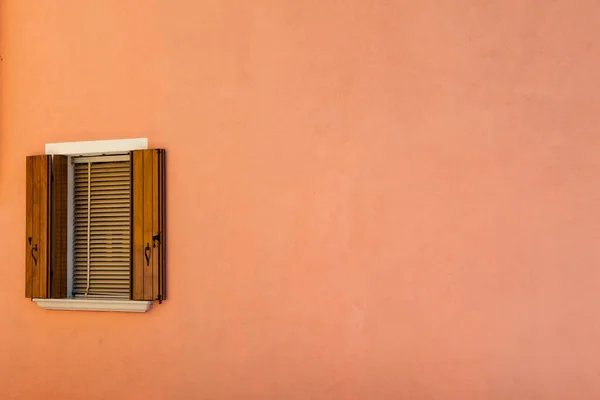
84 162 91 296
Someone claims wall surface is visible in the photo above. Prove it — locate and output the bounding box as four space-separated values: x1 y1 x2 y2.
1 0 600 399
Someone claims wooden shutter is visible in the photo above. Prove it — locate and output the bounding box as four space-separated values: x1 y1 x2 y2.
72 156 131 298
52 155 68 298
25 155 51 298
132 149 166 301
26 155 68 299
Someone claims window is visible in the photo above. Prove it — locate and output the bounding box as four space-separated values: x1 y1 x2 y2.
73 155 132 299
25 140 166 311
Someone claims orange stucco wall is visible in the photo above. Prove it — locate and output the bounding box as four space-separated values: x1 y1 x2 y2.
2 1 600 399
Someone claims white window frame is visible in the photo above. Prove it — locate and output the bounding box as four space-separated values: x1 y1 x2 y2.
34 138 152 312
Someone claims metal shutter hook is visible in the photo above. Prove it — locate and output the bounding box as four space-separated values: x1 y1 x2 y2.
31 244 38 266
145 243 151 266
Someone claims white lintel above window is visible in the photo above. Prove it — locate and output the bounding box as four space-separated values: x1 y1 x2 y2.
45 138 148 155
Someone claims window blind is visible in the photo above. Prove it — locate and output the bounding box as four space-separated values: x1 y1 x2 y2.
73 156 131 298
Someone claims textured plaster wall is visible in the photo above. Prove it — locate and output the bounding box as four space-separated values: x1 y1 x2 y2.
1 0 600 399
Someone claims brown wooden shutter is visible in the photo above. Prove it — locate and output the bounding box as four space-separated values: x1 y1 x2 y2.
25 155 51 298
52 155 68 298
132 149 166 301
26 155 68 299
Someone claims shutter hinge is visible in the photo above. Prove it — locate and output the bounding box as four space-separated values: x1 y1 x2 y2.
156 294 163 304
152 232 161 247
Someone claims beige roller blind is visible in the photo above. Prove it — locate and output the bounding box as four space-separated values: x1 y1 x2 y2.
73 155 131 298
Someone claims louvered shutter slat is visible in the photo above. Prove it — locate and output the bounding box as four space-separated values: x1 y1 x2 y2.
73 159 131 299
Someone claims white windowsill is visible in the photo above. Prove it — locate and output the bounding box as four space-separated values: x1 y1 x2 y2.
33 298 153 313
